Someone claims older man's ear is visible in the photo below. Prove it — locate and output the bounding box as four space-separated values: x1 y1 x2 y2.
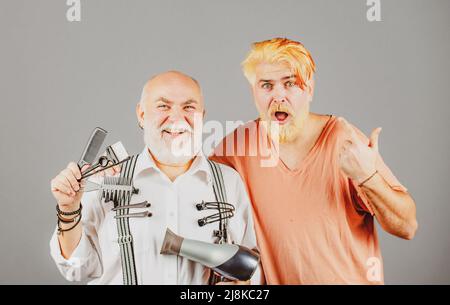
136 102 145 130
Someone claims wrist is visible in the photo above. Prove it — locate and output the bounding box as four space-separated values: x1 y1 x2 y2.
58 202 81 213
358 170 380 188
56 204 82 235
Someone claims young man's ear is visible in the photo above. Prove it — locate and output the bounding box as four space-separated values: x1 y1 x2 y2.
136 102 145 129
307 77 315 102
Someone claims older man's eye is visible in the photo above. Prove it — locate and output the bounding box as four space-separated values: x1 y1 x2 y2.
157 104 169 110
261 83 272 90
184 105 196 111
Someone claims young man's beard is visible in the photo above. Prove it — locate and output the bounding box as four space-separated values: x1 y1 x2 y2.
143 119 203 166
260 104 303 144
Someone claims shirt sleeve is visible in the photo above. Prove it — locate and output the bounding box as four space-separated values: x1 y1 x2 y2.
225 166 264 285
49 189 104 282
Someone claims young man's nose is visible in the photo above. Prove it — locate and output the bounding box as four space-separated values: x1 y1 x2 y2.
272 85 288 103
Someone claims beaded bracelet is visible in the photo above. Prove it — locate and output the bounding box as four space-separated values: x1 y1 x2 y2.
56 203 82 216
56 204 82 235
57 214 82 235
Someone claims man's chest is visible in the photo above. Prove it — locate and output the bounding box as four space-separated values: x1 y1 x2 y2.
96 178 225 255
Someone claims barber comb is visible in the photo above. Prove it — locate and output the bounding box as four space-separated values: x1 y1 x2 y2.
101 177 152 219
95 176 139 205
78 127 108 169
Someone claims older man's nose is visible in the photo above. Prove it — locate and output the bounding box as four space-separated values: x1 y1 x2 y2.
167 108 184 122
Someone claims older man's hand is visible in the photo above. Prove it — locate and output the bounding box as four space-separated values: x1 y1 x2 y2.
94 151 122 177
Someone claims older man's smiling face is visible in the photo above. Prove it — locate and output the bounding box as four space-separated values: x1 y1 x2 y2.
137 71 205 165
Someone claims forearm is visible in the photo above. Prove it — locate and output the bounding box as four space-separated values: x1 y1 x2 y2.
57 204 83 259
51 202 103 282
360 173 418 239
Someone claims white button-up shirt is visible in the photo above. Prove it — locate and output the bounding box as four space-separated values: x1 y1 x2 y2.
50 148 261 285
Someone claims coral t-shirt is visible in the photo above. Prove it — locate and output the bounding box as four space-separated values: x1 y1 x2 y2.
210 115 407 284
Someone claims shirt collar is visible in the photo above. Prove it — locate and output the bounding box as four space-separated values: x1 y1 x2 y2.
134 147 212 184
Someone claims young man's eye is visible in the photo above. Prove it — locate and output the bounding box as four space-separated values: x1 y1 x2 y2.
285 81 296 88
261 83 272 90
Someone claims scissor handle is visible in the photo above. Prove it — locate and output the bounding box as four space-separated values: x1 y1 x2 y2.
78 156 130 181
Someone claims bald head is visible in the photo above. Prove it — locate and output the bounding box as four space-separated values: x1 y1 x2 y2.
140 71 203 107
136 70 205 134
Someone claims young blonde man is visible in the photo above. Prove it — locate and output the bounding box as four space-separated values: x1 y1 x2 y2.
211 38 417 284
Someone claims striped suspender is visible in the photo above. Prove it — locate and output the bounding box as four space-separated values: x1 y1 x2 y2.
115 154 139 285
207 160 230 284
208 160 228 207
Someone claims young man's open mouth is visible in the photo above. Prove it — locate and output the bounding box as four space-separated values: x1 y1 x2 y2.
272 111 291 125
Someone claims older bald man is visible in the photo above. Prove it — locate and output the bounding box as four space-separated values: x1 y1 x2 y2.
49 71 261 285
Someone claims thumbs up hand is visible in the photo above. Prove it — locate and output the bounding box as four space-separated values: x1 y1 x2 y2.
337 117 382 185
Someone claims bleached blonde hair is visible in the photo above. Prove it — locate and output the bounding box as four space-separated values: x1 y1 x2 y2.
242 37 316 90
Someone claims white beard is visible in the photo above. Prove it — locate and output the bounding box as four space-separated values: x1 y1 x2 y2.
143 118 203 166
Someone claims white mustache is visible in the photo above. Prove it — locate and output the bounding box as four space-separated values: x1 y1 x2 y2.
160 121 193 133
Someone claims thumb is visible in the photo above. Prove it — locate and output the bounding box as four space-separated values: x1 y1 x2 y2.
369 127 382 152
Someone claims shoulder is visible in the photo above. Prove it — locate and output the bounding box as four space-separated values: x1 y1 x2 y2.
213 119 260 155
329 115 370 145
209 160 247 197
209 160 251 214
210 119 260 169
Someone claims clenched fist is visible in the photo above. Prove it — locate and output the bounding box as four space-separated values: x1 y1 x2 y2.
50 162 89 212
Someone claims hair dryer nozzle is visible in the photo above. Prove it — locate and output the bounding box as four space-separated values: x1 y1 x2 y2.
160 228 184 255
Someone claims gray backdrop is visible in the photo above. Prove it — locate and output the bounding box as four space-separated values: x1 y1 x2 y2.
0 0 449 284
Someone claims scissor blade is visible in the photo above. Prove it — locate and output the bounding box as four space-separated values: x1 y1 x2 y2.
83 180 101 192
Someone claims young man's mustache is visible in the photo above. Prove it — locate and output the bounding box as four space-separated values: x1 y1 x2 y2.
268 104 294 117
